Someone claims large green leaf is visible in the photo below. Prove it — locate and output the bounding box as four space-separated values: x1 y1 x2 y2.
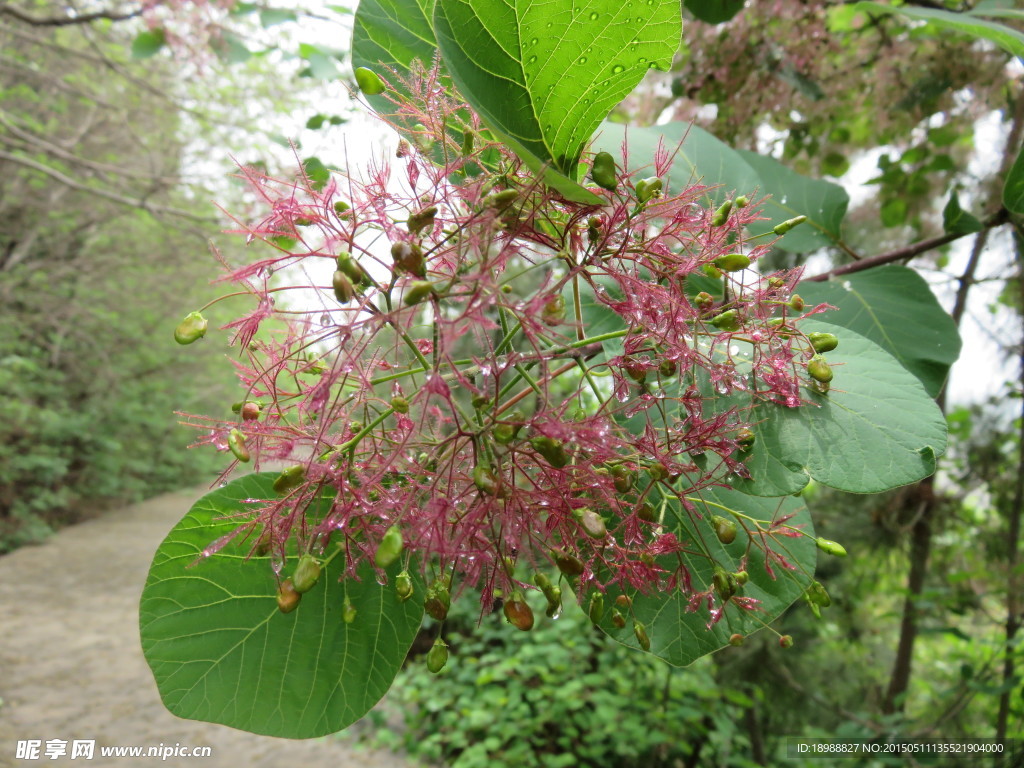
595 488 816 666
735 149 849 252
594 121 761 207
726 320 948 497
351 0 438 99
798 265 962 398
140 474 423 738
684 0 746 25
856 2 1024 59
432 0 680 201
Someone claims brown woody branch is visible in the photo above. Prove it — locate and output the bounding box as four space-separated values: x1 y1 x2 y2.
0 2 142 27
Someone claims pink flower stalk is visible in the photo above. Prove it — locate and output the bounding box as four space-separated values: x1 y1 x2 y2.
180 64 828 623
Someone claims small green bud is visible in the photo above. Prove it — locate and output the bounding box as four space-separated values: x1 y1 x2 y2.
395 570 414 601
277 579 301 614
354 66 385 95
615 595 632 609
734 570 749 585
806 580 831 607
292 554 322 594
473 463 501 496
404 280 437 306
375 524 404 568
659 359 677 378
635 176 663 203
624 358 647 384
711 199 733 227
712 515 738 545
461 129 475 157
493 422 518 445
711 309 741 332
729 633 745 646
485 189 519 212
591 151 618 191
424 581 451 621
552 549 585 577
342 595 357 624
333 270 355 303
544 585 562 618
589 592 605 624
773 215 807 235
788 294 805 312
531 436 569 468
391 241 425 277
611 608 626 628
174 311 208 345
703 263 723 279
575 507 607 540
390 395 410 414
608 464 635 493
808 332 839 354
541 294 566 326
426 637 449 673
779 634 794 649
504 595 535 631
734 195 749 208
807 354 833 383
694 291 715 312
241 401 261 421
228 429 250 463
815 537 847 557
647 462 669 481
636 502 656 523
736 427 756 451
714 253 751 272
273 465 306 495
407 205 438 235
713 568 737 601
336 252 366 285
333 200 351 215
633 620 651 651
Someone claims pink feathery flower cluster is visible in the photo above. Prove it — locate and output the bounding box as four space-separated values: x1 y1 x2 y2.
180 62 831 625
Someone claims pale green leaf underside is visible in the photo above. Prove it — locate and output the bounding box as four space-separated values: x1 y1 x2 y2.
596 488 816 666
727 321 947 497
798 265 962 398
140 474 423 738
433 0 679 184
352 0 437 102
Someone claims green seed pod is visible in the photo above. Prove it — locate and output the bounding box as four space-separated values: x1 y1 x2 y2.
779 634 794 649
611 609 626 628
807 354 833 383
806 580 831 607
375 524 404 568
552 549 585 577
736 427 756 451
587 216 601 243
395 570 414 602
426 637 449 673
391 241 425 277
713 568 738 601
608 464 634 493
633 620 651 651
424 581 451 622
228 429 251 463
703 263 723 279
292 554 322 594
788 294 805 312
273 465 307 495
815 537 847 557
544 585 562 618
712 515 738 545
531 436 569 468
504 596 535 631
354 66 385 95
541 294 566 326
591 151 618 191
615 595 632 610
808 332 839 354
174 311 208 345
407 205 438 235
714 253 751 272
768 276 786 289
773 215 807 235
647 462 669 482
711 199 733 227
404 280 437 306
333 270 355 303
461 129 475 157
485 189 519 212
636 502 656 523
734 195 749 208
575 507 607 540
589 592 605 624
694 291 715 312
729 633 745 646
342 595 357 624
293 216 313 227
659 359 678 378
734 570 749 586
635 176 663 203
473 463 500 496
277 579 301 614
711 309 741 332
241 401 261 421
390 395 410 414
493 422 518 445
336 252 366 285
333 200 351 215
624 358 647 384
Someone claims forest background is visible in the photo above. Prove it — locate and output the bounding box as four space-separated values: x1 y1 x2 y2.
0 0 1021 765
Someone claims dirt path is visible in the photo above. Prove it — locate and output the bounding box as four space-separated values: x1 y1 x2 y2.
0 488 418 768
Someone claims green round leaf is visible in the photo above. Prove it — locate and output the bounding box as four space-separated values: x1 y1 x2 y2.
140 473 423 738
